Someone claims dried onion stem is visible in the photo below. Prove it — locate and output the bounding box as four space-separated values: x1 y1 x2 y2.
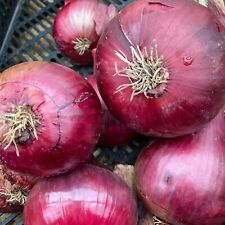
114 42 169 101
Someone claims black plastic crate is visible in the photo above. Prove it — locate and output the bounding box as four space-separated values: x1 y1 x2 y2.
0 0 131 72
0 0 148 224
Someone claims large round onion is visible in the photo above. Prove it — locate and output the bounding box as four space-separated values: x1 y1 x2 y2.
96 0 225 137
0 62 101 177
88 75 137 146
24 164 138 225
135 105 225 225
0 165 37 212
53 0 117 65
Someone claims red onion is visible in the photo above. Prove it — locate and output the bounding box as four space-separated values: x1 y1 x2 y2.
88 75 137 146
24 164 138 225
135 105 225 225
0 165 37 212
0 62 101 177
96 0 225 138
53 0 117 65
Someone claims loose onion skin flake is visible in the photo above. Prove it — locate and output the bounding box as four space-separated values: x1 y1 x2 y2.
0 62 102 177
96 0 225 138
24 164 138 225
135 106 225 225
0 165 37 212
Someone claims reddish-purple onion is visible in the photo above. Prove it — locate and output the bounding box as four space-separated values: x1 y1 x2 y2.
24 164 138 225
0 62 101 177
53 0 117 65
0 165 37 212
96 0 225 138
88 75 137 146
135 105 225 225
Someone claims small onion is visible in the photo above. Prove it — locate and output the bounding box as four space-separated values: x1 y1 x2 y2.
0 62 101 177
53 0 117 65
24 164 138 225
96 0 225 137
135 106 225 225
88 75 137 146
0 165 37 212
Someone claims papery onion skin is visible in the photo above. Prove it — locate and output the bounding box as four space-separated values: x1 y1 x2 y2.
24 164 138 225
96 0 225 138
88 75 137 146
53 0 117 65
135 106 225 225
0 165 37 212
208 0 225 28
0 62 102 177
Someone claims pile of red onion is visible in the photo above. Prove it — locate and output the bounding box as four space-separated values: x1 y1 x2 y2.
0 1 225 225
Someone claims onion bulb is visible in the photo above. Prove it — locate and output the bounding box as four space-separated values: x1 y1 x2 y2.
24 164 138 225
96 0 225 138
53 0 117 65
135 105 225 225
0 62 101 177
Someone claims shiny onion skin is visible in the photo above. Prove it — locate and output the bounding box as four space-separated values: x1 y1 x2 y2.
0 62 101 177
135 107 225 225
53 0 117 65
24 164 138 225
96 0 225 137
0 165 37 212
88 75 136 146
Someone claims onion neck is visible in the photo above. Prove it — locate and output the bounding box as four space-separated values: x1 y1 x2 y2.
0 105 40 156
73 37 92 55
114 41 169 100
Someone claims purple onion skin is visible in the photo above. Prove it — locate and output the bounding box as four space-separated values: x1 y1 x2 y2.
96 0 225 138
135 107 225 225
88 75 137 147
24 164 138 225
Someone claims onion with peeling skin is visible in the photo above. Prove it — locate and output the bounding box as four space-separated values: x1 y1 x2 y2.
24 164 138 225
0 62 102 177
135 105 225 225
96 0 225 138
53 0 117 65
